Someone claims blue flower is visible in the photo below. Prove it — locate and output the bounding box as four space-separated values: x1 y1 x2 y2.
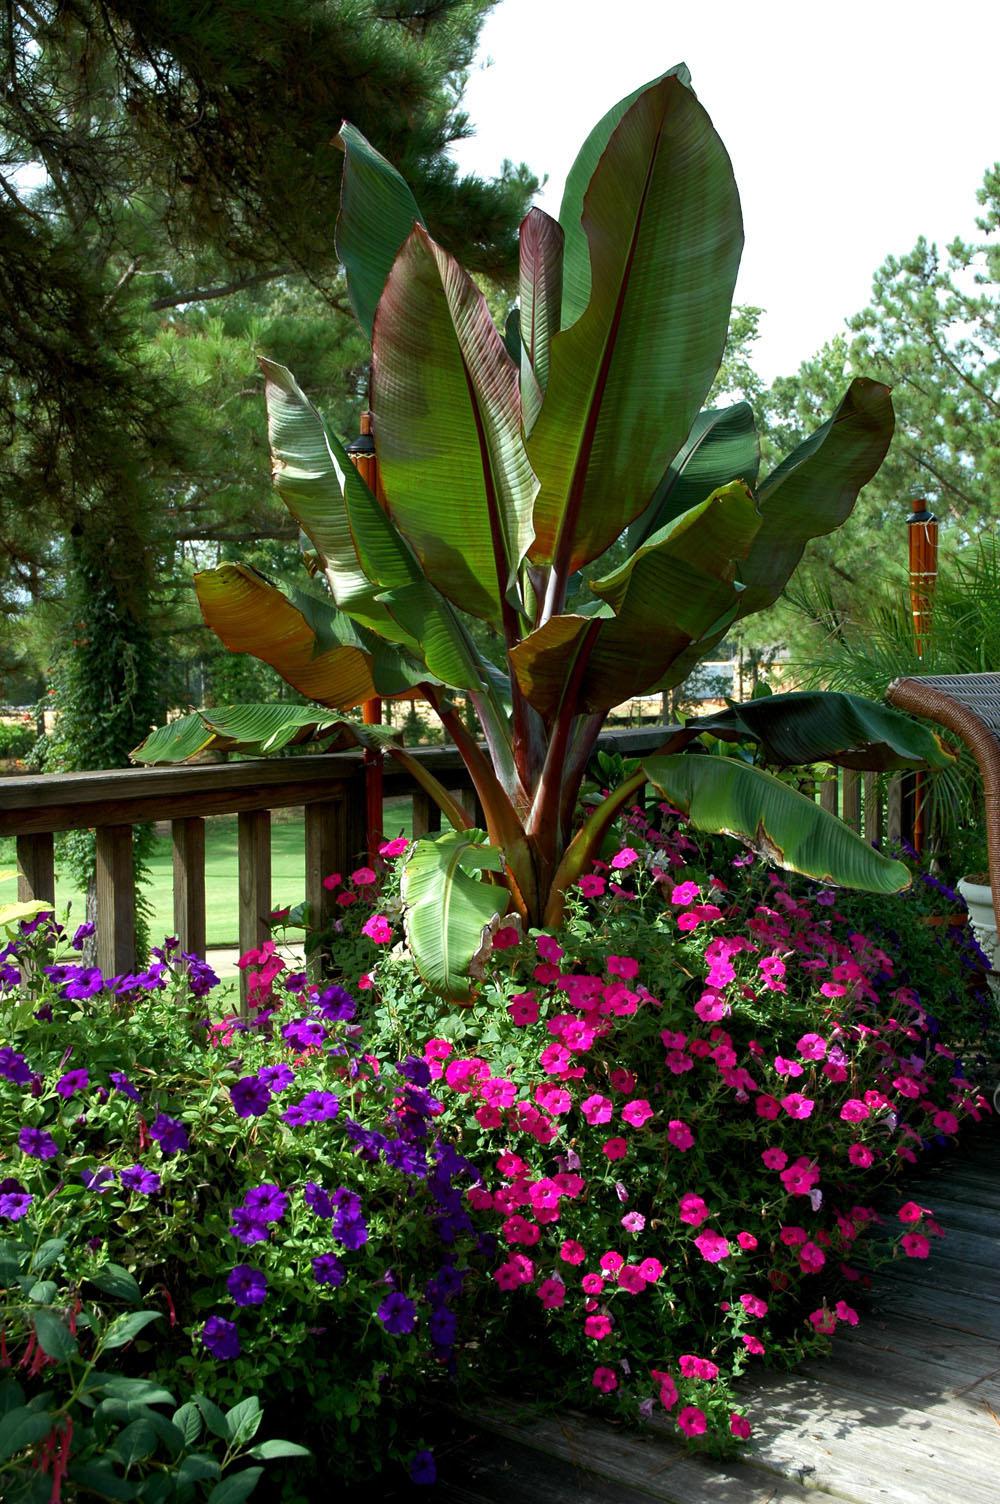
0 1191 32 1221
312 1253 345 1287
303 1182 334 1219
56 1068 89 1099
229 1208 270 1246
80 1167 116 1193
258 1063 294 1093
202 1315 240 1360
0 1048 31 1085
18 1126 59 1160
243 1184 288 1222
227 1265 268 1307
376 1292 417 1335
120 1164 161 1195
230 1076 272 1118
71 922 96 950
149 1114 189 1156
315 985 356 1022
409 1451 436 1486
109 1071 141 1103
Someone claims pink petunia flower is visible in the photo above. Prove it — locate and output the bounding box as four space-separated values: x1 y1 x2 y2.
901 1232 930 1258
694 1229 731 1263
361 913 392 944
678 1194 710 1227
581 1094 614 1126
560 1239 586 1265
592 1365 618 1392
577 874 606 898
730 1414 752 1440
584 1313 613 1340
607 954 639 979
667 1119 695 1151
677 1406 707 1437
736 1231 758 1251
622 1099 653 1128
350 865 377 887
610 847 639 870
741 1334 765 1355
536 1278 566 1309
602 1138 628 1161
780 1093 815 1120
637 1257 663 1282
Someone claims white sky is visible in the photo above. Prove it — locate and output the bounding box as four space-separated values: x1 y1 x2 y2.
450 0 1000 382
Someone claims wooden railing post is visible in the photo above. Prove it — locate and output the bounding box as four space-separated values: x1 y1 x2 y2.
16 833 55 905
172 817 206 957
887 776 904 845
95 825 136 977
864 772 883 845
305 798 344 978
238 810 271 1012
841 769 861 833
820 773 839 816
411 788 442 839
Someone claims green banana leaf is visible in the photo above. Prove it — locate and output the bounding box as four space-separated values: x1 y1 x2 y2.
558 63 692 328
132 704 399 764
625 402 760 552
511 482 760 717
372 225 537 628
518 207 564 436
400 830 508 1002
528 72 743 579
193 564 429 708
689 691 956 771
641 754 911 893
335 123 424 340
736 378 894 618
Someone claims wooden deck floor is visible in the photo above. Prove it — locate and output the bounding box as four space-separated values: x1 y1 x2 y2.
433 1127 1000 1504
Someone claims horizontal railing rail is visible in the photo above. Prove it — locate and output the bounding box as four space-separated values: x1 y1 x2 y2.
0 726 674 996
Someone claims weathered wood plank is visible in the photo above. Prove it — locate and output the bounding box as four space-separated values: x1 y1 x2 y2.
171 817 206 957
819 774 838 815
304 799 343 976
16 832 55 904
95 825 135 976
887 774 903 843
863 772 883 844
237 811 271 1013
841 768 861 831
411 787 442 840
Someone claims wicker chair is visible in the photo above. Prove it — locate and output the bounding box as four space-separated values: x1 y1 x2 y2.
887 673 1000 931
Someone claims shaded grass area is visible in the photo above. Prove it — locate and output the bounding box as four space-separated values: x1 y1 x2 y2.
0 798 414 948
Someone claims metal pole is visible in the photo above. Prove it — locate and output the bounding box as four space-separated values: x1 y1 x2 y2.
907 501 939 854
346 411 384 863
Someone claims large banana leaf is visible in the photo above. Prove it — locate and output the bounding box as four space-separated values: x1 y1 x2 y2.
736 379 894 618
335 123 424 340
625 402 760 552
400 830 507 1003
511 483 760 717
527 72 742 580
193 564 428 708
518 207 564 437
372 225 537 628
642 754 911 893
558 63 692 329
690 691 956 771
132 704 398 763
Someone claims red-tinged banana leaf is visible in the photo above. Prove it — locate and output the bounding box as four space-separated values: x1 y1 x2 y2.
558 63 692 329
688 690 956 771
642 754 911 893
736 379 894 618
400 829 508 1003
512 483 760 718
519 208 564 436
194 564 428 708
528 72 742 580
335 122 424 340
625 402 760 552
260 358 418 652
372 225 537 628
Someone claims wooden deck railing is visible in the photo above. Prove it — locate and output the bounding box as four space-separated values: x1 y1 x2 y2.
0 729 913 1001
0 727 670 992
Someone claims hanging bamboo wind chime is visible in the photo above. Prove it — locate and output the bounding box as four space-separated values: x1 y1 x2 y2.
907 501 939 854
345 411 384 863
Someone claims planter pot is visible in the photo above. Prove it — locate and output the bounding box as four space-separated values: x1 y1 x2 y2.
957 876 999 971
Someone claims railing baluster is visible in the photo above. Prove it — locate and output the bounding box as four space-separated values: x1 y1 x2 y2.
887 776 904 845
172 817 206 957
864 772 883 845
411 789 442 839
95 824 135 978
16 832 55 905
841 769 861 832
238 810 271 1012
305 799 342 978
820 773 839 815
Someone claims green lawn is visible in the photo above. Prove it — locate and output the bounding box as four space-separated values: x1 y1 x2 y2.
0 797 414 949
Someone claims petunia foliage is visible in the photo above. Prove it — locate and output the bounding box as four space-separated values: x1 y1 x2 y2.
135 68 953 1000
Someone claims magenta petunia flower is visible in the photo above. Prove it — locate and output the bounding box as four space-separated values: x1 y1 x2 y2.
602 1138 628 1161
581 1094 613 1126
693 1230 731 1263
678 1194 709 1227
730 1413 752 1440
584 1313 612 1340
667 1119 694 1151
621 1099 653 1128
780 1093 815 1120
361 914 392 944
536 1278 565 1309
592 1365 617 1392
901 1232 931 1258
677 1405 707 1437
577 873 606 898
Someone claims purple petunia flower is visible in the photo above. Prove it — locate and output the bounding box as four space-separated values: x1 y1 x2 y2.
71 922 96 950
243 1184 288 1222
64 967 105 999
281 1017 326 1050
18 1126 59 1160
258 1063 294 1093
281 1090 338 1126
182 953 219 998
314 984 356 1022
56 1067 89 1099
409 1451 436 1486
149 1114 189 1156
20 911 53 936
0 1191 32 1221
398 1055 431 1087
304 1182 335 1219
335 1215 368 1251
120 1164 161 1195
312 1253 345 1287
80 1167 116 1193
202 1315 241 1360
109 1071 141 1103
428 1306 457 1346
0 1048 32 1085
227 1265 268 1307
377 1292 417 1335
229 1207 270 1245
230 1076 272 1118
